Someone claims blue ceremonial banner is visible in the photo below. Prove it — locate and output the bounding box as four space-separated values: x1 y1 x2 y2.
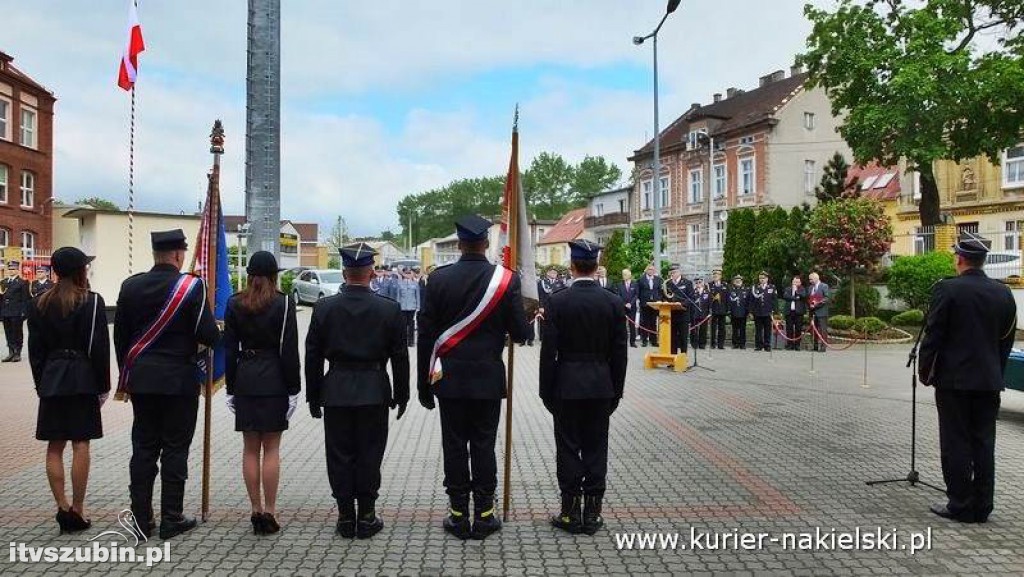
192 173 230 392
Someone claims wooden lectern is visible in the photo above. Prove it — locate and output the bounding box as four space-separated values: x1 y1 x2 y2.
643 301 688 372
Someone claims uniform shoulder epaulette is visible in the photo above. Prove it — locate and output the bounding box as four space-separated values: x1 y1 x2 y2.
434 263 453 271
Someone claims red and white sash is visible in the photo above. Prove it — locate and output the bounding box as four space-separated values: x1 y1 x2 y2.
429 265 514 385
115 274 202 399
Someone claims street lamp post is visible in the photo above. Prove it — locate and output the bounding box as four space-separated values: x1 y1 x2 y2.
634 0 681 271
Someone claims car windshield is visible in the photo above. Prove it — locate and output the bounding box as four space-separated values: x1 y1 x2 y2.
319 272 343 284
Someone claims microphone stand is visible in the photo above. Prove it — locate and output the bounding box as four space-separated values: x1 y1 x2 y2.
679 290 715 373
865 315 944 492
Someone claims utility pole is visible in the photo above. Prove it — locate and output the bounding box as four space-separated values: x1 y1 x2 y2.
244 0 281 258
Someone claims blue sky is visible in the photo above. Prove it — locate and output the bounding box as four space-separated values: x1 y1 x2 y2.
1 0 828 237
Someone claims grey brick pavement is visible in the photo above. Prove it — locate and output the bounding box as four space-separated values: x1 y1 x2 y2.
1 311 1023 576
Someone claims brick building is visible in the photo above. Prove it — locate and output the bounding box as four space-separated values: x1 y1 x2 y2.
0 51 55 260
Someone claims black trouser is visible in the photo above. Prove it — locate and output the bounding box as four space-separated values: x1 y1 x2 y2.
624 308 637 344
554 399 611 498
3 316 24 351
935 389 1001 521
731 316 747 348
640 306 658 345
438 398 501 509
324 405 389 504
670 310 688 353
785 314 804 350
811 315 828 351
129 394 199 521
753 316 772 350
710 315 727 349
402 310 416 346
694 315 709 348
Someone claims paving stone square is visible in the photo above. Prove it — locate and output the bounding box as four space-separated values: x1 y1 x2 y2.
2 310 1023 575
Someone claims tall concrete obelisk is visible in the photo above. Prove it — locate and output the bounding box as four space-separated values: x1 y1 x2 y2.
245 0 281 256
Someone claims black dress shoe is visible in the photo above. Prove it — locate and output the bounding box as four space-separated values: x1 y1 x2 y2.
356 515 384 539
929 503 974 523
159 515 198 540
443 511 472 540
630 342 637 348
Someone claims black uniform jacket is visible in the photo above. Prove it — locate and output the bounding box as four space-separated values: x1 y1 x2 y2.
638 274 663 306
1 277 30 318
919 270 1017 391
224 293 300 397
30 280 54 298
728 286 750 317
663 278 694 313
709 281 730 316
417 254 531 400
305 285 409 407
781 286 807 316
113 264 220 396
27 292 110 397
748 283 777 317
692 287 711 320
615 279 639 313
539 280 628 401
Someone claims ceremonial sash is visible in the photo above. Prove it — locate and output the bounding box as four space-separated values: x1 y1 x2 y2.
115 275 202 398
428 265 514 385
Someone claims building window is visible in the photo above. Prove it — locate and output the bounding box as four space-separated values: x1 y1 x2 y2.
713 163 726 198
1004 145 1024 188
0 164 7 204
804 160 816 194
689 169 703 204
714 219 726 248
1006 220 1023 251
740 158 756 196
803 112 816 130
688 129 706 151
957 222 979 235
641 180 652 210
21 231 35 257
20 107 37 149
0 228 8 247
618 198 626 213
0 98 9 141
659 176 670 208
688 223 701 251
594 203 604 217
911 171 922 200
739 135 755 145
20 171 34 208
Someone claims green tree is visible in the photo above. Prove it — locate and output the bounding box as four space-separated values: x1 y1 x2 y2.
751 207 789 284
755 205 815 285
573 156 623 198
76 197 119 210
626 224 654 278
801 0 1024 226
815 152 853 203
600 230 629 283
886 252 957 310
722 209 755 283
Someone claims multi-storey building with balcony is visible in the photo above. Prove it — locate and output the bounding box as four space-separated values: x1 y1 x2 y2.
585 185 631 246
627 66 851 275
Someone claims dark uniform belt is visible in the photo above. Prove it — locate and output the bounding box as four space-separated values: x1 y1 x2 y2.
330 360 385 371
239 349 275 359
559 353 606 362
49 349 85 360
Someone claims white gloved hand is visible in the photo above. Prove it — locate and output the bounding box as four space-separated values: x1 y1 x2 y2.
225 394 236 414
287 394 299 420
98 393 109 407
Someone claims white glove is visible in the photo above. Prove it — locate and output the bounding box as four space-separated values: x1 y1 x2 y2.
98 393 109 407
225 394 236 414
287 395 299 420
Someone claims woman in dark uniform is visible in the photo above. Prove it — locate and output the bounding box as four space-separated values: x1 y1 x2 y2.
223 251 300 535
26 247 109 533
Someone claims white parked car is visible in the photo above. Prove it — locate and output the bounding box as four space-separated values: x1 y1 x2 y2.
292 269 343 304
984 251 1022 282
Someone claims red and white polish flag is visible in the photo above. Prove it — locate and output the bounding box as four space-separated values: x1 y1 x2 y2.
117 0 145 91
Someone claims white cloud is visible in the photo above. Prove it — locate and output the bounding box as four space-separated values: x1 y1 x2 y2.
2 0 829 239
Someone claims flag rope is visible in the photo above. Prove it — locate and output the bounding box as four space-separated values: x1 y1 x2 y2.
127 86 136 275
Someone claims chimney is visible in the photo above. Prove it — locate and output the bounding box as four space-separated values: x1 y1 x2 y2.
771 69 785 82
726 87 738 98
0 51 11 71
713 93 722 103
690 102 701 111
790 64 803 76
759 74 771 88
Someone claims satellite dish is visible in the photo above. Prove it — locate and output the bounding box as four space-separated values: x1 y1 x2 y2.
718 211 728 222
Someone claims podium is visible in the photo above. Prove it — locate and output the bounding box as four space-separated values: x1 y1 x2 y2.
643 301 688 372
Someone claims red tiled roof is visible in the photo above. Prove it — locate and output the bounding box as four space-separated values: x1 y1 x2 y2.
292 222 319 243
224 215 247 232
538 208 587 245
847 162 901 201
631 73 808 160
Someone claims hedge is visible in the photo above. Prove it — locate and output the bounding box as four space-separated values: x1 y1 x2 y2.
830 315 855 330
853 316 887 334
891 309 925 326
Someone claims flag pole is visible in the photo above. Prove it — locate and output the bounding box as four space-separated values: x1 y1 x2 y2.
127 85 136 275
201 120 225 522
501 106 520 522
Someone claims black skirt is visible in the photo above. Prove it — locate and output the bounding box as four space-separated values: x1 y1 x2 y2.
235 395 289 433
36 395 103 441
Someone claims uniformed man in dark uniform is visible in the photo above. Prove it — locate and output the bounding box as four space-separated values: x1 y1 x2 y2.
537 268 565 344
113 229 220 539
920 233 1016 523
541 239 627 535
663 266 693 354
708 269 729 350
1 265 30 362
728 275 750 349
749 271 777 351
30 267 54 298
306 242 409 539
417 215 531 540
691 278 711 349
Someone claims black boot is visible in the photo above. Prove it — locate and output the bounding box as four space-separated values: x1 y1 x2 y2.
582 495 604 535
1 347 12 362
158 483 196 540
470 494 501 540
442 495 471 540
9 348 20 362
550 494 583 534
356 499 384 539
129 488 155 540
335 499 356 538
